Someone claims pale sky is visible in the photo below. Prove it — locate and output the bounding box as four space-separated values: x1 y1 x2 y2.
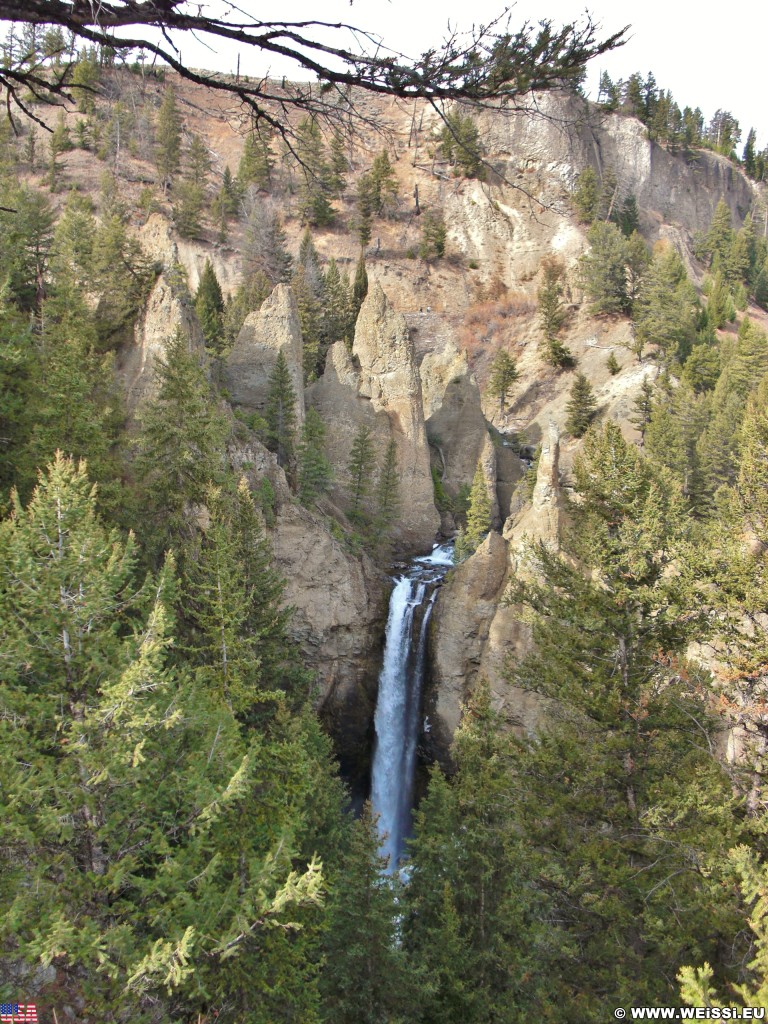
168 0 767 150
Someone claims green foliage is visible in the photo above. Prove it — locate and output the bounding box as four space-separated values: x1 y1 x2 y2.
298 406 333 507
295 117 335 226
320 805 412 1023
455 459 492 559
237 128 273 192
439 110 485 178
630 374 655 441
352 255 368 327
486 348 519 413
356 151 399 240
265 350 298 473
579 220 640 316
0 182 55 311
71 50 100 114
136 328 230 560
632 245 698 363
565 371 597 437
155 85 182 190
374 437 400 552
606 350 621 374
242 198 292 286
419 207 447 260
572 166 600 222
172 178 205 238
404 685 548 1022
194 259 225 353
184 478 306 721
487 426 748 1012
346 423 376 529
537 258 571 365
0 455 335 1018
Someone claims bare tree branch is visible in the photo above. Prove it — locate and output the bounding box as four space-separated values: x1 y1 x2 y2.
0 2 627 133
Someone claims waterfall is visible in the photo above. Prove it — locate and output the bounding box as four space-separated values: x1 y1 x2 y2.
370 544 454 872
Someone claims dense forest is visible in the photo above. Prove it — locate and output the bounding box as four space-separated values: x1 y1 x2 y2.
2 20 768 1024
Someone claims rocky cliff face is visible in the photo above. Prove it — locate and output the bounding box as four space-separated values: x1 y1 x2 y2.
426 421 567 762
117 214 205 409
225 283 306 431
230 437 389 785
308 283 440 554
421 343 488 503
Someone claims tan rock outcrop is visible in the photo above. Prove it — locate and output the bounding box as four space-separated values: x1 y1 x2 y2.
272 501 389 778
119 270 205 411
307 285 439 554
504 420 563 549
422 343 488 499
232 436 389 785
118 213 205 410
225 283 306 431
427 423 566 758
426 530 509 761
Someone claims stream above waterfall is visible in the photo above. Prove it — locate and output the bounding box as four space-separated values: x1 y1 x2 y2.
369 543 455 872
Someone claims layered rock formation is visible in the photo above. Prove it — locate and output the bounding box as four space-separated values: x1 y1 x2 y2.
230 437 389 787
421 343 488 501
426 422 566 761
118 214 205 409
225 283 306 431
308 283 440 553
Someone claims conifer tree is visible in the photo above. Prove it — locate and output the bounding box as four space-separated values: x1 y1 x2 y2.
419 207 447 260
565 372 597 437
455 458 492 559
242 197 292 286
743 128 758 178
295 117 334 226
494 427 748 1013
320 805 412 1023
265 349 298 472
155 84 182 191
374 437 400 548
355 174 374 247
706 198 734 267
186 132 211 186
367 150 399 216
136 328 230 558
486 348 519 414
218 164 240 217
172 178 205 238
321 257 354 357
293 237 324 383
572 166 600 222
579 220 634 315
237 128 273 192
618 192 640 236
537 258 571 365
632 245 698 363
194 258 225 353
405 685 545 1022
328 131 348 197
346 423 376 528
352 254 369 328
439 110 485 178
298 406 332 507
0 455 329 1019
630 374 655 442
184 478 304 719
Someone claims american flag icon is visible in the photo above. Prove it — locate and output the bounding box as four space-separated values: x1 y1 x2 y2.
0 1006 38 1023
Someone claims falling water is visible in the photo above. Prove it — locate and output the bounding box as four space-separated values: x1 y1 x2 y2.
370 543 454 872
